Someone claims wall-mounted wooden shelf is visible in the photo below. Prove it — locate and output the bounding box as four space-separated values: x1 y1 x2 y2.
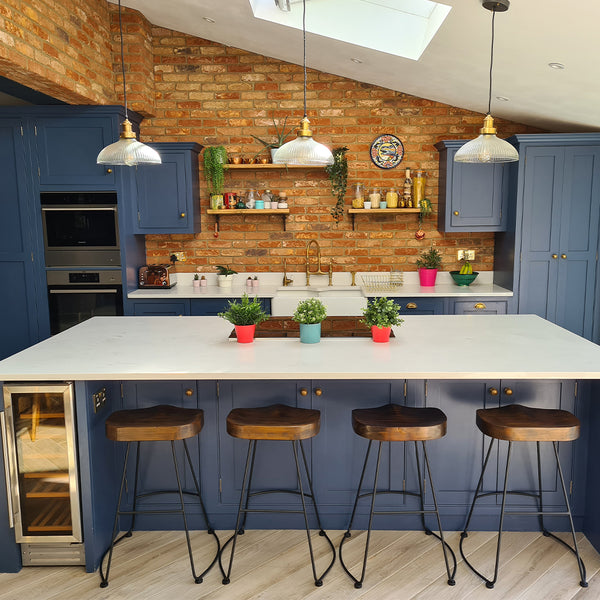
207 208 290 236
226 164 323 170
347 208 421 230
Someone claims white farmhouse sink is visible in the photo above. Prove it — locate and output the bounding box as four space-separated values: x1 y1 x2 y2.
271 285 367 316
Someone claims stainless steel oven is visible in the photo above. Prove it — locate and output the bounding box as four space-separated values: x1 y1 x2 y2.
41 192 120 267
47 270 123 335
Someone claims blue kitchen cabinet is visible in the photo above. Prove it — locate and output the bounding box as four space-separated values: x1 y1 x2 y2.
436 140 509 232
0 118 48 360
392 297 445 315
450 299 508 315
131 300 190 316
190 297 271 316
515 143 600 340
133 143 202 234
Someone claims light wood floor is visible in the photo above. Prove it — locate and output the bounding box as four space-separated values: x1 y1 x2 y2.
0 530 599 599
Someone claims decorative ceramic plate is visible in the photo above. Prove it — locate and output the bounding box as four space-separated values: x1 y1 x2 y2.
370 134 404 169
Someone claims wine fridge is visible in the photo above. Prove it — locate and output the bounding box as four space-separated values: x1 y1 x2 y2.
2 382 84 565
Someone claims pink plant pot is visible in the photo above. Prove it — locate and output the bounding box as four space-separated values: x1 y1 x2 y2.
418 268 438 287
234 324 256 343
371 325 392 343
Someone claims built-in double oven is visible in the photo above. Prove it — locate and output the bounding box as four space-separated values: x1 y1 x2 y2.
41 192 123 335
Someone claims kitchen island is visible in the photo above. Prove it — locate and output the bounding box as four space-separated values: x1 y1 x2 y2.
0 314 599 574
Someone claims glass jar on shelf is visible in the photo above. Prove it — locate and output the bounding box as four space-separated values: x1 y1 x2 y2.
385 187 399 208
368 188 381 209
413 170 426 208
352 183 365 209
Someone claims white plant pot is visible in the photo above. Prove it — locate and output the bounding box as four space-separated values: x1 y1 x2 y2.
218 274 234 288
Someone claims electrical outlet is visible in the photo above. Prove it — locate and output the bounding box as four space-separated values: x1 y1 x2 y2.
93 387 107 413
457 250 465 260
171 251 186 262
465 250 475 260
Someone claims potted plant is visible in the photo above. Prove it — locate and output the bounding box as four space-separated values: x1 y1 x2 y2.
203 146 228 208
251 116 294 162
215 264 237 288
218 293 269 343
193 273 200 288
361 297 404 343
292 298 327 344
325 146 349 223
416 245 443 287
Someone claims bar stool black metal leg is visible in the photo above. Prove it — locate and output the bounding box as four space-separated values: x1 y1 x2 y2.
414 441 430 535
536 441 546 534
342 440 374 537
238 437 258 535
222 439 255 585
99 441 132 588
422 441 457 586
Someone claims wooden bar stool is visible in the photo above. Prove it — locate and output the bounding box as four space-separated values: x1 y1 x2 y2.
221 403 336 587
460 404 587 588
339 404 457 589
99 405 221 588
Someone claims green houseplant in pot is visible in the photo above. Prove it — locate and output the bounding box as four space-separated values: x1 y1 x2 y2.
292 298 327 344
251 116 294 162
215 264 237 288
361 297 404 343
218 293 269 343
204 146 228 208
416 245 443 287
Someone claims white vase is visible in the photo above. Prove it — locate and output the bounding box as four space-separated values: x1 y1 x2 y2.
218 274 234 288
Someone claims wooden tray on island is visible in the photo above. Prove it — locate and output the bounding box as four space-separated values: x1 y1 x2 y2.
230 316 395 339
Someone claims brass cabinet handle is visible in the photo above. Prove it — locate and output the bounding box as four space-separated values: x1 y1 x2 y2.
503 387 513 396
474 302 486 310
185 388 193 396
488 387 498 396
300 388 308 396
405 302 417 309
314 388 323 396
561 254 567 259
551 254 558 259
106 168 113 174
180 212 186 218
453 211 459 216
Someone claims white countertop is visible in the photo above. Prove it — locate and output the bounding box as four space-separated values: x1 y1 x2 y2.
128 272 512 299
1 315 598 381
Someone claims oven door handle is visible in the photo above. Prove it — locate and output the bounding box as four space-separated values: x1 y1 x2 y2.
0 411 15 528
49 289 119 294
41 206 117 212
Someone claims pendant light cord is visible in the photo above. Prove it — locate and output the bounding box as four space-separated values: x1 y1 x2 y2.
302 0 307 119
118 0 128 119
487 8 496 115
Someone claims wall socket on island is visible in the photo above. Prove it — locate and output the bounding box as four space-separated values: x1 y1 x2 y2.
457 249 475 260
170 251 187 262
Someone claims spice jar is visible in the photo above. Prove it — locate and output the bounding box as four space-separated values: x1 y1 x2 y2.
385 187 399 208
352 183 365 209
368 188 381 209
277 192 288 209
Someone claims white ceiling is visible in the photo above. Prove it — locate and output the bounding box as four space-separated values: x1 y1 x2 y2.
114 0 600 132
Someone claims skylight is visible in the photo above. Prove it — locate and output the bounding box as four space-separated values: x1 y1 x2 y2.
249 0 451 61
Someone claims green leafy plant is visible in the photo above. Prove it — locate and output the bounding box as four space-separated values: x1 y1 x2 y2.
251 116 294 158
361 297 404 328
325 146 349 223
292 298 327 324
418 198 432 229
215 265 237 276
416 245 443 270
218 293 269 326
203 146 228 195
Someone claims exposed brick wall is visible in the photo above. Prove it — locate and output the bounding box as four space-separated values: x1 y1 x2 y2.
144 27 543 274
0 0 115 104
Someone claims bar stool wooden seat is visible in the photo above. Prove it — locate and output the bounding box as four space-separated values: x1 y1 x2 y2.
461 404 587 589
339 404 457 589
221 403 336 587
99 405 221 588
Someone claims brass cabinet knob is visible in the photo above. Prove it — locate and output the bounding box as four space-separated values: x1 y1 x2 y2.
180 212 186 218
106 168 113 174
503 387 513 396
474 302 486 310
488 387 498 396
300 388 308 396
561 254 567 259
314 388 323 396
453 211 459 216
185 388 193 396
551 254 558 259
405 302 417 309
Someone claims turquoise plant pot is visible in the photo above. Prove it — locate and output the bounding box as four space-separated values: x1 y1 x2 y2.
299 323 321 344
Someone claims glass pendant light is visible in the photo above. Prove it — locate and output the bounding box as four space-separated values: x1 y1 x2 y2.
454 0 518 164
97 0 161 166
273 0 334 166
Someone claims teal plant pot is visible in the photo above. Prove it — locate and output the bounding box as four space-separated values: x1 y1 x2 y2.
299 323 321 344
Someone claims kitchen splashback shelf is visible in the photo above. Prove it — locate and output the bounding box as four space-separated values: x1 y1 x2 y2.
348 208 421 230
207 208 290 236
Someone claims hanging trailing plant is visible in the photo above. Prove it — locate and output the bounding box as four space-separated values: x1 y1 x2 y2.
325 146 349 223
203 146 228 195
415 198 432 240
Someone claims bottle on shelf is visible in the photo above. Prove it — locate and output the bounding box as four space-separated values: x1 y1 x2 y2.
413 170 426 208
246 189 256 209
403 168 413 208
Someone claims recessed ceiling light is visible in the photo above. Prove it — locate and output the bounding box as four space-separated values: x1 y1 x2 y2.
496 96 509 102
203 17 216 24
548 62 565 70
350 58 363 64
